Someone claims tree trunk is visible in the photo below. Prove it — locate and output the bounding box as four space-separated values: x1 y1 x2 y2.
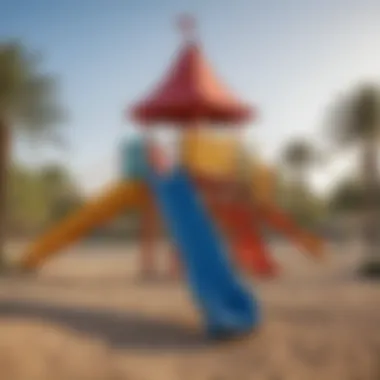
361 138 380 273
0 117 9 270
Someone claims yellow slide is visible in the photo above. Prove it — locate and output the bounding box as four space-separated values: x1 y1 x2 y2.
19 181 149 270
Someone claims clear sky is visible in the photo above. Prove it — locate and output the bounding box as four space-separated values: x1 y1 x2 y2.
2 0 380 195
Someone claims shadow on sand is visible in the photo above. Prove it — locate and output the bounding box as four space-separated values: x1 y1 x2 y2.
1 273 183 291
0 299 208 351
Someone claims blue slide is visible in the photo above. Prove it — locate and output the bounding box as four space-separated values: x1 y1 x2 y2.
146 164 260 338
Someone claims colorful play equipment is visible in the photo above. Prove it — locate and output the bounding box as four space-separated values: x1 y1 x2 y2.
17 17 324 339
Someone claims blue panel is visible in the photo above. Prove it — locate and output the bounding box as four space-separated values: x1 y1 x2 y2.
146 164 260 338
119 138 146 180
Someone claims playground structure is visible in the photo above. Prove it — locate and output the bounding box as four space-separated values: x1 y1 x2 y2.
17 17 324 339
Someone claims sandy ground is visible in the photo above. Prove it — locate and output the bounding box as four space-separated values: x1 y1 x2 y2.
0 241 379 380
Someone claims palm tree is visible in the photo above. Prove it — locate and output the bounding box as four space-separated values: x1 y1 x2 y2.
327 83 380 277
0 42 65 269
280 138 318 223
281 139 317 179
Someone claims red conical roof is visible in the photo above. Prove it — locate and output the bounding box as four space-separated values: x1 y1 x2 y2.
129 40 255 126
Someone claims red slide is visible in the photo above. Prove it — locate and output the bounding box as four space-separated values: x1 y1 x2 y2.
209 201 278 278
256 205 324 259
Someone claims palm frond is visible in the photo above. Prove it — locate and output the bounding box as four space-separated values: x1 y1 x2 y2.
327 83 380 147
0 41 66 142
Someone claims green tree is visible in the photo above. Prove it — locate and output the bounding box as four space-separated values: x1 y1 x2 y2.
279 138 319 223
39 164 83 224
281 138 318 183
7 163 81 236
326 83 380 276
8 164 48 234
328 178 366 214
0 42 65 268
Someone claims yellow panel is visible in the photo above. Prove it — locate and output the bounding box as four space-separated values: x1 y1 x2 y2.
181 131 275 202
19 181 149 269
182 131 239 178
250 160 276 205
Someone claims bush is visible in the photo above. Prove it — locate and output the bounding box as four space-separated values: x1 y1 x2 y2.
359 260 380 279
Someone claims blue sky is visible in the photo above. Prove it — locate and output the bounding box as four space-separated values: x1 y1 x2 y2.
2 0 380 195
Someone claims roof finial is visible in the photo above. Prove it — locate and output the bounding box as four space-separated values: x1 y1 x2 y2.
177 13 197 42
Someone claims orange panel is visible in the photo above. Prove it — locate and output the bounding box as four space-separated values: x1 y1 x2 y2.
249 160 276 205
